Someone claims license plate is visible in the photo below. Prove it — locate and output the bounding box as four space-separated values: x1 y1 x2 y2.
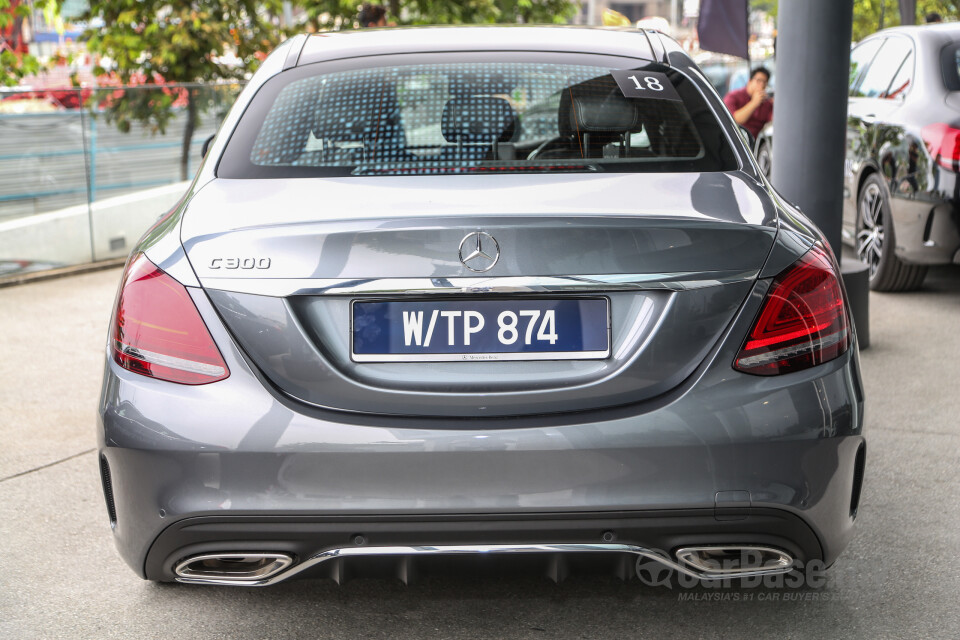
351 298 610 362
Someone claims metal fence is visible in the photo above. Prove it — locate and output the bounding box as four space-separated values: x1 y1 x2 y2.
0 83 244 279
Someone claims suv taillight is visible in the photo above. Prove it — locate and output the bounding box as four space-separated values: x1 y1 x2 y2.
734 245 850 376
111 254 229 385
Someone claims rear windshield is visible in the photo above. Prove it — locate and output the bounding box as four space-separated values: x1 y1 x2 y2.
218 54 737 177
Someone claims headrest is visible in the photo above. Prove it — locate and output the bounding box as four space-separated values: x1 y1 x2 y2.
314 94 376 140
567 92 640 133
441 96 516 144
313 80 401 141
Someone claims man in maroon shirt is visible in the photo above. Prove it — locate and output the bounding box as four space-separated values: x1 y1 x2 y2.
723 67 773 139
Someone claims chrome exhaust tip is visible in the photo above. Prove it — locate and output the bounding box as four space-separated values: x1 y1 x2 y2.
174 553 295 585
674 546 794 578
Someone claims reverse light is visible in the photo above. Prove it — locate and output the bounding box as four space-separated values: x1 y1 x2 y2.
734 245 850 376
111 254 229 385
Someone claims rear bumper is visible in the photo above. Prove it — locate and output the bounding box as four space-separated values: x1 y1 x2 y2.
98 359 865 581
98 280 866 582
146 508 820 584
890 191 960 265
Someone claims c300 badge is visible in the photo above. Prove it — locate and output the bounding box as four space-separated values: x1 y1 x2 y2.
209 257 272 270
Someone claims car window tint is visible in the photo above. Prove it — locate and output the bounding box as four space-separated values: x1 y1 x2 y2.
937 44 960 91
853 38 912 98
885 49 914 99
220 57 737 178
849 39 884 94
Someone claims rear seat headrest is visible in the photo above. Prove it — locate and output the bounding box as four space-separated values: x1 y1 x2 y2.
314 94 377 140
441 96 517 144
313 80 404 141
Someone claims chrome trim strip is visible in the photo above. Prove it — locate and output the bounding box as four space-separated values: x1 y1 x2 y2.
351 350 611 363
197 269 760 297
174 543 794 587
735 327 849 369
115 342 227 377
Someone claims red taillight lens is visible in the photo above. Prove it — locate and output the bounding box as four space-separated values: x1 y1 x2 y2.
111 254 229 385
734 245 850 376
921 123 960 171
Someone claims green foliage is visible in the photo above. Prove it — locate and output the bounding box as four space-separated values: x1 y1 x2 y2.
0 0 32 29
83 0 286 178
0 48 40 87
79 0 578 178
749 0 778 19
102 86 177 135
0 0 53 87
299 1 361 31
752 0 960 43
852 1 960 41
402 0 578 24
83 1 283 85
300 0 577 31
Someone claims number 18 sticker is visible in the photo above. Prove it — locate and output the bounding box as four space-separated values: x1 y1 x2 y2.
610 69 682 102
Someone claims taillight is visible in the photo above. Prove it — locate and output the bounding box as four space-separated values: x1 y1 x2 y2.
921 123 960 171
734 245 850 376
111 254 229 385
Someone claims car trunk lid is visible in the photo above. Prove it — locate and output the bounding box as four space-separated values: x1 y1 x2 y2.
182 172 777 417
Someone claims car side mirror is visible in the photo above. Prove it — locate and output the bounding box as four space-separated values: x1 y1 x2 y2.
200 134 215 159
738 125 756 149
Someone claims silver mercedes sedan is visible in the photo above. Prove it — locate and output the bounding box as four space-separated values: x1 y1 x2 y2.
97 26 865 586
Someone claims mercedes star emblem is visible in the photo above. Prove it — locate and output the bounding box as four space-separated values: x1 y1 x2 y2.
458 231 500 273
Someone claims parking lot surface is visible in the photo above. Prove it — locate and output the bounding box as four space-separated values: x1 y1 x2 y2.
1 264 959 639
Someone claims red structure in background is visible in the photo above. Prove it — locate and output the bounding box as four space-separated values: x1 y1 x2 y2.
2 71 191 110
0 0 30 55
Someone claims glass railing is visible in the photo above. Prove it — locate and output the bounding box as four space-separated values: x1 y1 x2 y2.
0 82 244 281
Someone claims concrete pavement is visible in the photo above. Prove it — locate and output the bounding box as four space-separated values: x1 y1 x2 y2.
1 264 959 639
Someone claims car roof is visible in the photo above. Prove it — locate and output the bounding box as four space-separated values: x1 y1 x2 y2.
296 25 659 67
860 22 960 49
880 22 960 36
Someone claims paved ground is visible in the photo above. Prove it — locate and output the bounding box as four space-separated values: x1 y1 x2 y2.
1 263 959 639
